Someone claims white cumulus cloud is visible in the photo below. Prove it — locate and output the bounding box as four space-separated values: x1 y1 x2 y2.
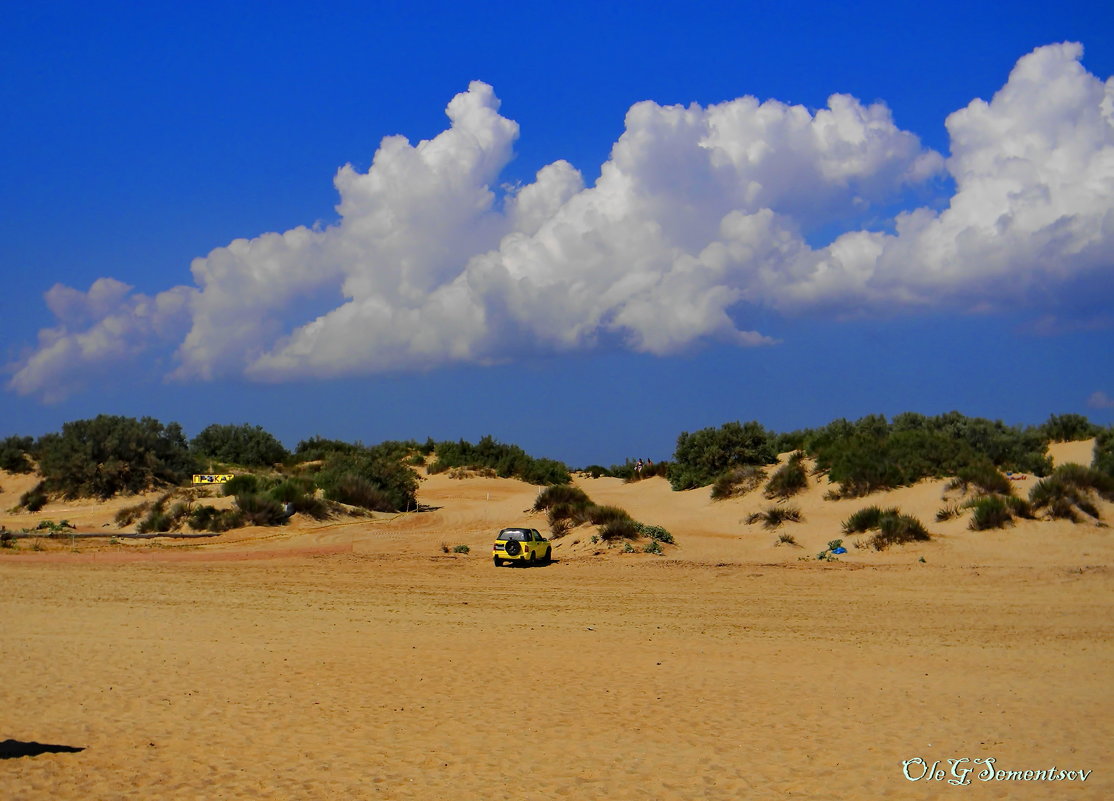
9 45 1113 401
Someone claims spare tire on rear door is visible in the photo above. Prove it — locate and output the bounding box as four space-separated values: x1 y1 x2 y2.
503 539 521 557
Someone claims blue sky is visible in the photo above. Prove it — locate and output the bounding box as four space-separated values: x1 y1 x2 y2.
2 0 1112 466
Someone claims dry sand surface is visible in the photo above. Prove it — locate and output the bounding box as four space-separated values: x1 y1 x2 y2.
1 441 1111 799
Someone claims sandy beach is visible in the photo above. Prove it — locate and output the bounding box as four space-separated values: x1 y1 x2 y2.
2 440 1111 800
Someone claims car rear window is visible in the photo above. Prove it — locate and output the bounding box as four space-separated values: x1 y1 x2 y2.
500 529 528 540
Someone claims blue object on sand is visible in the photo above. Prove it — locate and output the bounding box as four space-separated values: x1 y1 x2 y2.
832 546 847 554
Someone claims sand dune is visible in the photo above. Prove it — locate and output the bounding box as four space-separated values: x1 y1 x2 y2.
1 441 1111 799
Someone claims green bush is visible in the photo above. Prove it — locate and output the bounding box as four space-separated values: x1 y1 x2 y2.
1094 428 1114 478
1051 463 1114 500
187 505 244 532
293 436 366 462
841 505 929 549
1005 495 1035 519
670 421 778 490
137 510 173 534
870 513 931 550
315 452 419 512
0 435 34 473
36 415 199 499
234 493 289 526
600 518 641 541
547 511 572 538
1029 463 1113 522
20 482 48 512
222 474 269 497
323 475 393 512
636 524 675 544
533 485 592 512
966 495 1013 530
936 503 964 522
842 506 896 534
190 423 289 467
452 544 470 554
268 478 313 503
764 453 808 499
267 479 329 519
948 461 1012 496
587 505 633 526
536 485 595 536
115 501 151 527
710 465 766 500
1041 413 1099 443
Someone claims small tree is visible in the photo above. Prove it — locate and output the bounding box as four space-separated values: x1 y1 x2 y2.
191 423 289 467
670 420 778 490
36 415 199 499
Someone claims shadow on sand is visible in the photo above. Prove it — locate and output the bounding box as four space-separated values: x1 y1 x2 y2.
0 739 85 759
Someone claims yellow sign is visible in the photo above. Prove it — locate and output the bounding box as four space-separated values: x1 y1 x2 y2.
192 474 235 484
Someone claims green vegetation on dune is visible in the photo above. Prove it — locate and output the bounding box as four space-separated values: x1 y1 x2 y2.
1094 429 1114 479
710 465 766 500
532 485 674 545
1040 413 1100 443
670 421 778 491
783 412 1052 499
311 450 419 513
190 423 290 467
429 435 571 485
842 505 931 550
0 435 35 473
5 412 1109 544
1029 463 1114 523
666 411 1062 499
764 452 809 500
35 415 200 500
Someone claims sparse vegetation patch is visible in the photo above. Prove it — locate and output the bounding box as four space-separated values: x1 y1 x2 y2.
532 485 674 546
746 505 803 529
842 506 931 550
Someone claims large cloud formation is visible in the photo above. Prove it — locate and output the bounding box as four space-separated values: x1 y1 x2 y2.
10 43 1113 400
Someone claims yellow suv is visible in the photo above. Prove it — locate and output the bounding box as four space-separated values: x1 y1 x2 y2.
493 528 552 567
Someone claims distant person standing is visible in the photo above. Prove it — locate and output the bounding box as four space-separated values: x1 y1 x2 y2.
635 458 643 477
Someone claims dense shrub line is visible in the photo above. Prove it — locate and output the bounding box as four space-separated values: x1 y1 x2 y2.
666 412 1074 498
429 435 571 485
5 413 1111 542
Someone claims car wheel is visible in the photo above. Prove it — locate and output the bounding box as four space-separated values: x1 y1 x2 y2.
543 548 551 564
528 551 536 565
493 557 502 567
504 540 521 557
